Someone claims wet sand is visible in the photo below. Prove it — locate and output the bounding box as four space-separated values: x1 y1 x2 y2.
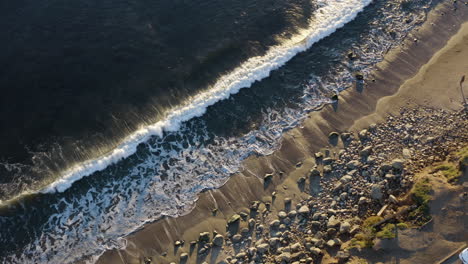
96 2 468 264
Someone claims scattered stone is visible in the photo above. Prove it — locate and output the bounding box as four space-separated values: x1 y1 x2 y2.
336 250 350 260
232 234 242 243
180 253 188 261
358 129 369 140
310 168 321 177
199 232 210 243
327 215 340 228
228 214 241 225
257 243 269 254
360 146 373 157
346 160 360 170
298 205 310 215
270 220 281 229
310 247 322 256
264 173 274 181
355 71 364 80
340 221 351 234
371 184 383 200
213 235 224 247
329 132 340 140
392 159 405 170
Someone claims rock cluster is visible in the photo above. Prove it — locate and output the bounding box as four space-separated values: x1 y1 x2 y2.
167 107 467 264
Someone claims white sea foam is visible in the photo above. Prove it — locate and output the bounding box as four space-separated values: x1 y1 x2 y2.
40 0 372 194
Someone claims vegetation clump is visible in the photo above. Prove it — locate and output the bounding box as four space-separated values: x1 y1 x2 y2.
376 224 396 239
408 178 432 225
434 164 460 183
350 216 383 248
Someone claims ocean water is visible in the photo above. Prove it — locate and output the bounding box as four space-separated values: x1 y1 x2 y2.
0 0 442 263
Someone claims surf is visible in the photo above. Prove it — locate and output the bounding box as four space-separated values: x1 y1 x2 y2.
35 0 372 195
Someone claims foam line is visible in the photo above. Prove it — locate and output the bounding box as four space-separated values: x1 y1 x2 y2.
41 0 372 193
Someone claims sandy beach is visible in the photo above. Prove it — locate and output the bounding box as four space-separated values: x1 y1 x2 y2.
96 2 468 264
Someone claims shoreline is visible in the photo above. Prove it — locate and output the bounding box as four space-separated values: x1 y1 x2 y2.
96 2 468 264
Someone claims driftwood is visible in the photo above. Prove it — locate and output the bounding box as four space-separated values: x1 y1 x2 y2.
372 205 416 228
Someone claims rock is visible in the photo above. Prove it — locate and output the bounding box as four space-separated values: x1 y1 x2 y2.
239 212 249 220
270 220 281 229
232 234 242 243
279 253 291 262
288 210 297 218
355 72 364 80
291 242 301 252
336 250 350 260
310 247 322 256
323 157 334 165
297 177 306 184
347 51 357 60
264 173 273 181
314 152 324 159
340 175 353 183
213 235 224 247
358 196 367 205
327 216 340 228
329 132 340 140
298 205 310 215
269 238 280 247
310 168 321 177
250 201 260 211
180 253 189 261
392 159 405 170
326 239 337 247
248 219 256 228
340 132 352 142
360 146 373 157
240 228 249 236
257 243 269 254
199 232 210 243
247 247 257 256
347 160 360 170
228 214 241 225
340 221 351 234
358 129 368 140
370 184 383 200
323 165 332 174
235 252 247 260
402 148 411 159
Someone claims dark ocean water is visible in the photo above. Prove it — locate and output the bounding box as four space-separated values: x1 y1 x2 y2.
0 0 444 263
